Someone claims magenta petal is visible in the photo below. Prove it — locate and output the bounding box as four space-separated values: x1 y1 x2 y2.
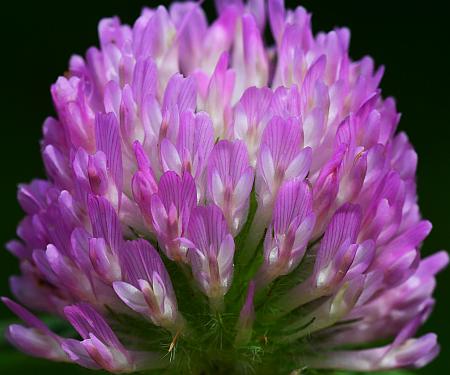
62 339 101 369
256 116 310 212
87 195 123 254
95 112 123 204
314 203 362 274
170 2 208 74
2 297 51 333
6 324 67 362
64 303 124 350
117 239 178 326
257 179 315 286
2 298 68 361
187 205 235 301
207 140 254 235
89 237 121 283
113 281 148 315
151 171 197 262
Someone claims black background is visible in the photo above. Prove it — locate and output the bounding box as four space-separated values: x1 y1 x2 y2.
0 1 448 374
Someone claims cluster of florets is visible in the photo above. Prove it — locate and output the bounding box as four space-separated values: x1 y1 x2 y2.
3 1 447 374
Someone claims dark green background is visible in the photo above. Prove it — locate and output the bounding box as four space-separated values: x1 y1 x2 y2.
0 0 448 373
